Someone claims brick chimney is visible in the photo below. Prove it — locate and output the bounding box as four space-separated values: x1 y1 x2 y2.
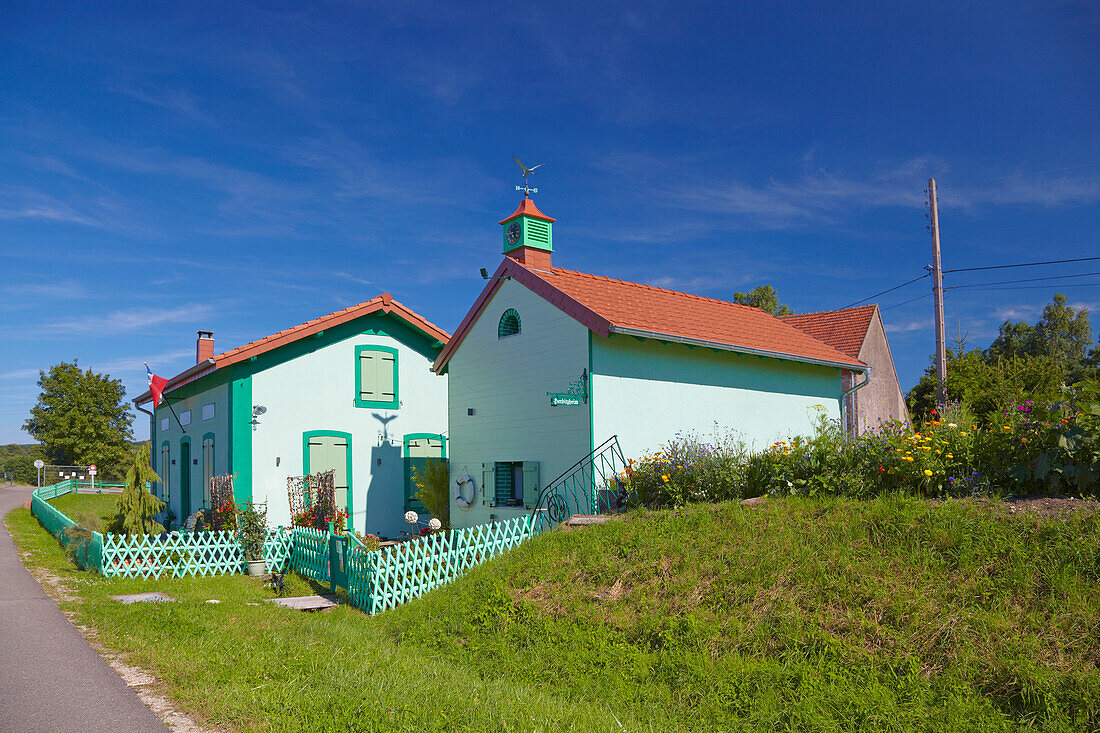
196 331 214 364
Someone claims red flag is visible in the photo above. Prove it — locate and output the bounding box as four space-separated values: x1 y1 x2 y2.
146 363 168 408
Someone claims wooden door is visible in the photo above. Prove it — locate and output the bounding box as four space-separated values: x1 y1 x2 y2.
305 433 350 526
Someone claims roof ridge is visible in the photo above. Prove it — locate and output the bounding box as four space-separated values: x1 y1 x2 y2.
782 304 877 319
547 266 765 313
213 294 387 360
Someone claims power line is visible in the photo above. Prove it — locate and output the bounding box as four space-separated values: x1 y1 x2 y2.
944 282 1100 293
943 256 1100 274
881 292 931 312
945 271 1100 289
841 272 929 309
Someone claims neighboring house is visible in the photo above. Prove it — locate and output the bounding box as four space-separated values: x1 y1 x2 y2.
782 305 911 434
133 294 449 539
434 197 868 529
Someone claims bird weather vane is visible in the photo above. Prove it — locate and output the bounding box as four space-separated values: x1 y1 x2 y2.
513 155 542 197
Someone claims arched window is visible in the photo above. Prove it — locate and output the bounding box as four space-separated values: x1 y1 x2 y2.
498 308 521 338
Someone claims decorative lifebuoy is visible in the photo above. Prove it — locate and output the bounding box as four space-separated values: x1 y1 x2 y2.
453 474 475 509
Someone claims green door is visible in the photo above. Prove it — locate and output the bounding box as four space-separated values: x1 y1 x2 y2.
305 433 350 528
179 439 191 521
403 434 446 513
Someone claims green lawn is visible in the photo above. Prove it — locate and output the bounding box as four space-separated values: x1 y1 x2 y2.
7 496 1100 732
47 492 119 533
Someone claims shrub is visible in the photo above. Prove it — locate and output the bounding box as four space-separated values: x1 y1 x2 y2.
627 395 1100 506
236 502 268 561
412 458 451 530
110 445 165 536
57 525 94 569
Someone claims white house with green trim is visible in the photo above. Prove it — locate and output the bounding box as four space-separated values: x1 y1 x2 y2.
134 294 449 539
434 197 869 529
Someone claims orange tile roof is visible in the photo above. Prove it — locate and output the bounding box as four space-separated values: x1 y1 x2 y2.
135 293 449 405
499 198 555 224
434 260 866 372
781 305 877 359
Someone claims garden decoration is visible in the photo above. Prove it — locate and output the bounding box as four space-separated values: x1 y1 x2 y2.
209 473 235 512
453 473 475 509
286 470 337 528
236 502 269 576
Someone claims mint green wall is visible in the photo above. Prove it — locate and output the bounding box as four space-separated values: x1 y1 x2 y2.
590 334 842 461
446 278 591 529
250 318 447 539
152 380 230 525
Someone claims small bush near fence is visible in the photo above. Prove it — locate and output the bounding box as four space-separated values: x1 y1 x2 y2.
630 387 1100 507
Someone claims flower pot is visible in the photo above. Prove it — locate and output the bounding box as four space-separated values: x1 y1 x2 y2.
244 559 267 577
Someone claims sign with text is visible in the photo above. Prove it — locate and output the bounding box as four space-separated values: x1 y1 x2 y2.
548 393 583 407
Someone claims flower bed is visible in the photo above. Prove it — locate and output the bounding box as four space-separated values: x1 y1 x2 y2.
628 385 1100 507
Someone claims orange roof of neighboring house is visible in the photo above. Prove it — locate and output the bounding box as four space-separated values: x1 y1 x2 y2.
135 293 449 405
781 304 877 360
499 197 556 224
434 260 866 372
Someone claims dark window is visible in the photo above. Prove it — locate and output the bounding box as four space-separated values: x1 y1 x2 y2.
498 309 521 339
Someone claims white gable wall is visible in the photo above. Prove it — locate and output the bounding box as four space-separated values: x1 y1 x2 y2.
447 279 591 528
251 332 447 538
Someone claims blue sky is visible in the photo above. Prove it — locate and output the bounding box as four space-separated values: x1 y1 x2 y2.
1 1 1098 443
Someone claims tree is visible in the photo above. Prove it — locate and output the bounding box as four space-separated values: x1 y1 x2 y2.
734 284 792 316
23 360 133 479
1031 294 1093 364
111 445 165 536
987 320 1033 360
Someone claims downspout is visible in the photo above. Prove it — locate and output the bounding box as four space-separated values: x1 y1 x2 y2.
840 370 871 435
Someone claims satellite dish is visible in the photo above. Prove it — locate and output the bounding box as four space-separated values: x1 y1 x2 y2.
34 459 44 469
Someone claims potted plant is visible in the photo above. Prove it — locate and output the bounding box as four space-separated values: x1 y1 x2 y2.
236 502 268 576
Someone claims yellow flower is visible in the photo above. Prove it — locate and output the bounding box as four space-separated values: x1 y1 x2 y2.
904 456 915 462
947 423 957 428
935 450 942 455
959 432 967 437
661 474 669 483
1002 425 1012 431
945 454 953 459
923 469 933 476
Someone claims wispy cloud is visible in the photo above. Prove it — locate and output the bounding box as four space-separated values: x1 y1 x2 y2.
884 318 933 333
653 156 1100 229
111 85 215 125
38 304 216 336
0 368 42 381
0 186 100 227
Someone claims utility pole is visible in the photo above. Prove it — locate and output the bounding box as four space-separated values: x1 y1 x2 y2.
928 178 947 404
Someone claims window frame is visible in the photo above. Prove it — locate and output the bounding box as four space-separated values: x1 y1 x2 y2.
201 403 215 420
489 460 539 509
179 410 191 426
498 308 521 339
354 345 400 409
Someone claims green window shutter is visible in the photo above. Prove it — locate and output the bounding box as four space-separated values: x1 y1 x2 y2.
482 463 494 507
494 461 514 506
522 461 540 509
378 352 396 402
358 351 380 402
355 346 399 408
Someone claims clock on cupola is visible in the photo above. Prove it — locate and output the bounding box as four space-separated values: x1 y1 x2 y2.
499 197 555 265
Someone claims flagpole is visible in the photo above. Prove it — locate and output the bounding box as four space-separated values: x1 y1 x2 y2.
145 361 186 434
164 399 187 434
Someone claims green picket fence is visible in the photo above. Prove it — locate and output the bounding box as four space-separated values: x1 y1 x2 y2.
352 515 538 615
30 481 107 572
30 480 545 615
101 526 295 579
290 525 331 585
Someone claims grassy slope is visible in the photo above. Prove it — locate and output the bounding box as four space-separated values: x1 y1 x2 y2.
49 493 118 533
381 497 1100 732
7 496 1100 731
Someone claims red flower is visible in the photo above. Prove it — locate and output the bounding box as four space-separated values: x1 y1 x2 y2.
878 466 885 472
931 409 938 416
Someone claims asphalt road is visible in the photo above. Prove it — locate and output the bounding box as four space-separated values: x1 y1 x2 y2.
0 485 169 733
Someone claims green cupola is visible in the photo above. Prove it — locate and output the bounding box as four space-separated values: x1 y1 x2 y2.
499 198 555 268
